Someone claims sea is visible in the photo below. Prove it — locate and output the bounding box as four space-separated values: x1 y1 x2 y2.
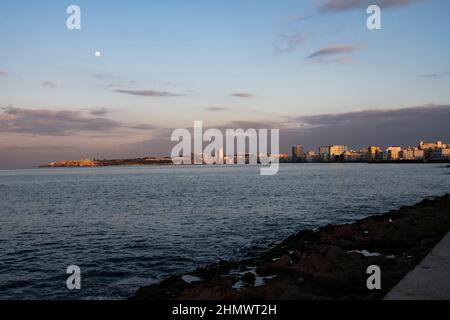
0 163 449 299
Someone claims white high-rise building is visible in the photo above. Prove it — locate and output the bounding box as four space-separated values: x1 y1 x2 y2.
217 148 224 164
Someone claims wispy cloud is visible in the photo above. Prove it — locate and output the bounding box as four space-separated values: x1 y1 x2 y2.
287 14 309 23
275 33 308 54
230 92 254 98
114 89 185 97
306 44 361 64
89 108 110 116
101 83 124 89
127 123 158 130
1 145 79 152
42 81 59 88
419 72 450 79
94 73 141 90
309 56 355 65
318 0 418 13
93 72 114 80
206 107 233 112
307 45 359 59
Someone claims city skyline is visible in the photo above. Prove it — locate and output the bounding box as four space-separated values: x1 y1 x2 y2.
1 0 450 168
38 138 450 168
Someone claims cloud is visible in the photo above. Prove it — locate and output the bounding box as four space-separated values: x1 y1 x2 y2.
93 72 114 80
231 92 254 98
114 89 185 97
94 73 125 89
101 83 124 89
294 104 448 127
126 105 450 159
306 44 361 64
0 107 121 136
309 56 355 65
275 33 308 54
42 81 59 88
89 108 110 116
419 72 450 79
127 123 158 130
307 45 359 59
0 70 7 76
278 104 450 150
1 145 79 151
318 0 418 13
206 107 233 112
288 15 309 23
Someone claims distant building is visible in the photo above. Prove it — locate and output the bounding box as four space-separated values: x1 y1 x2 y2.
441 149 450 160
430 148 450 161
399 148 414 160
218 148 224 164
292 145 304 161
399 148 424 161
419 141 448 150
224 155 234 164
367 146 382 161
344 151 363 162
271 153 290 163
414 149 424 160
46 158 96 167
203 148 225 164
319 146 330 161
419 140 449 161
319 145 349 161
386 146 402 161
305 150 317 162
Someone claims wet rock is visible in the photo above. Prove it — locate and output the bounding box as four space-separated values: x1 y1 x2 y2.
241 272 255 286
131 195 450 300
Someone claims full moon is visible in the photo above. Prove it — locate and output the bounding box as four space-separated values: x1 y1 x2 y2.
95 51 102 58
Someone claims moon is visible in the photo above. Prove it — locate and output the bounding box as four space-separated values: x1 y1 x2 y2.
95 51 102 58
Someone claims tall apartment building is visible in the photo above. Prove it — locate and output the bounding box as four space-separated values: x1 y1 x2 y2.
291 145 304 161
319 145 349 161
414 149 424 160
367 146 382 161
305 150 317 162
399 148 424 160
386 146 402 161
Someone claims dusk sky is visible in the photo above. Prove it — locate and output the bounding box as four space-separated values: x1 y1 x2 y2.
1 0 450 168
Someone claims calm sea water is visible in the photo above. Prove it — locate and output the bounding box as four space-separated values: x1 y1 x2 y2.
0 164 449 299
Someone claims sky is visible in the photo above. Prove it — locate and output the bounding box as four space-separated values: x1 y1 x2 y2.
0 0 450 168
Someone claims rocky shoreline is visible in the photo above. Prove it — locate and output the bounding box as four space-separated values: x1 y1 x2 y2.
131 194 450 300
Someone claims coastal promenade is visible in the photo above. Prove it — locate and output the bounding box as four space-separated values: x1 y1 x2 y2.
385 231 450 300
